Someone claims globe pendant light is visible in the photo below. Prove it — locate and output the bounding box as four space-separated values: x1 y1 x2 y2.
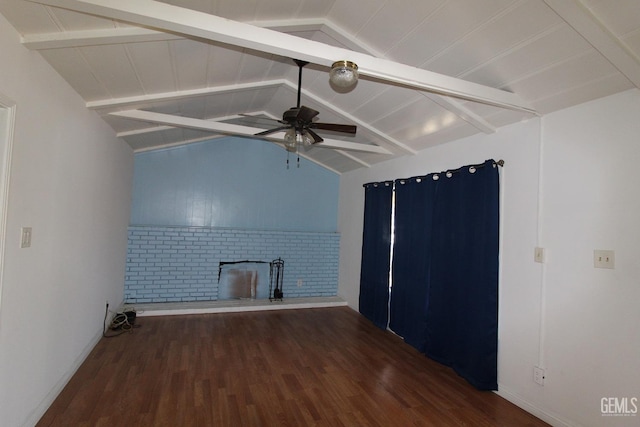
330 60 359 88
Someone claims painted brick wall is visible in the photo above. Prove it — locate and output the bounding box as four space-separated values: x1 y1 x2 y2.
125 226 340 303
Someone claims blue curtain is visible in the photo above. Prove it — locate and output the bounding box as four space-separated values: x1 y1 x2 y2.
389 176 437 351
358 181 393 329
384 160 500 390
424 160 500 390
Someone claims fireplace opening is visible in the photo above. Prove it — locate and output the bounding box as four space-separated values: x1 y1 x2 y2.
217 261 270 300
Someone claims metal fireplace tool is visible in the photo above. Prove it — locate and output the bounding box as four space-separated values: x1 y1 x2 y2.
269 258 284 301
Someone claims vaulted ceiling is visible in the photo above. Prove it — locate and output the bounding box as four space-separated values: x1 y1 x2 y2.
2 0 639 173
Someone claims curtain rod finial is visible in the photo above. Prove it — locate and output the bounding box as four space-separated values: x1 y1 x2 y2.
496 159 504 167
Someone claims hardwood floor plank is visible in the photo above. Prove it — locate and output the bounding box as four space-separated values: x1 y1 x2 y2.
37 307 548 426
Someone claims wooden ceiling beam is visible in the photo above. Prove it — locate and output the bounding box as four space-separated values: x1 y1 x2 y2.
87 80 284 110
109 109 392 154
90 78 412 156
24 14 500 134
32 0 537 114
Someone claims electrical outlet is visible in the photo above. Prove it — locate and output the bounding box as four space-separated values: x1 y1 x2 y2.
534 247 545 263
20 227 32 248
594 250 614 269
534 366 545 386
297 279 303 287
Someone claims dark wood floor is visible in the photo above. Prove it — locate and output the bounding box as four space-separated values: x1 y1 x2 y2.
38 307 548 426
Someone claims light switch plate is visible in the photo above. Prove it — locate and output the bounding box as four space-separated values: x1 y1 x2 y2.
594 250 614 269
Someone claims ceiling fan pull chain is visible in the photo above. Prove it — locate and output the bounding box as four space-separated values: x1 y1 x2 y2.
297 154 300 168
286 152 290 169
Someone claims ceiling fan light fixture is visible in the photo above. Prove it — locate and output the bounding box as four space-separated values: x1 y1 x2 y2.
330 60 358 88
284 128 314 152
284 128 298 152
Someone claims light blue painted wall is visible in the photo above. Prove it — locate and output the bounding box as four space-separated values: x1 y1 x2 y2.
130 137 339 232
126 137 341 302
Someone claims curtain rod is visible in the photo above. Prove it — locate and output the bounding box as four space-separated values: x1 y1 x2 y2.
363 159 504 188
447 159 504 171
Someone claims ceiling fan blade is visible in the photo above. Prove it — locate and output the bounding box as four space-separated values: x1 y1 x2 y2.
306 128 324 144
255 125 291 136
310 122 357 134
297 105 319 123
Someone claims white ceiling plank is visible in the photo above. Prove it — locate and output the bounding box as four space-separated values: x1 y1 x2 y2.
169 39 210 91
79 44 145 98
503 50 628 110
427 1 562 79
582 0 640 39
87 79 286 110
543 0 640 88
126 41 176 94
423 95 496 134
330 150 371 168
39 48 111 100
355 0 445 54
21 27 181 49
233 50 281 86
109 109 392 154
32 0 537 113
258 18 497 133
203 44 245 87
324 0 386 37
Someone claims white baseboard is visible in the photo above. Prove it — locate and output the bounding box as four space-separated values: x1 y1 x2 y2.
23 327 104 427
495 385 574 427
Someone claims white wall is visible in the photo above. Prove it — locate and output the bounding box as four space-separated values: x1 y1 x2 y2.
0 15 134 427
538 89 640 426
338 89 640 427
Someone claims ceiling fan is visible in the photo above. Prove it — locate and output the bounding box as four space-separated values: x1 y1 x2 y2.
252 59 357 153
